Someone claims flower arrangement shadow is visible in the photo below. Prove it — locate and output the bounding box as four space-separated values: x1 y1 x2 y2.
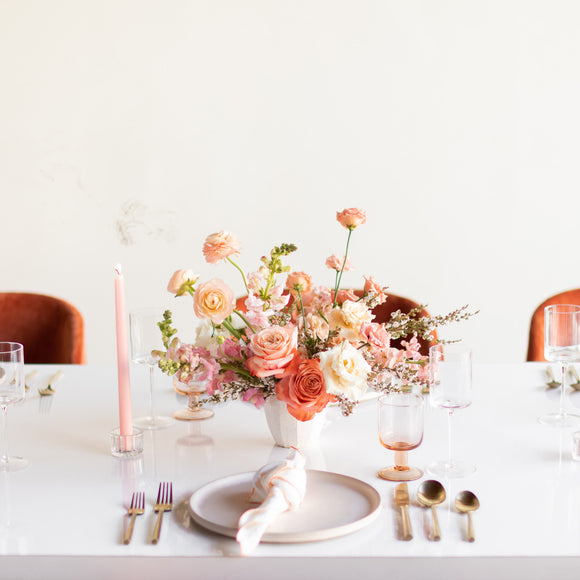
155 208 475 421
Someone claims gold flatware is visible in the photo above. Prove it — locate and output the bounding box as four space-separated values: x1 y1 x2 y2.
570 366 580 391
123 491 145 544
152 482 173 544
546 366 560 389
394 483 413 541
455 490 479 542
38 371 64 396
417 480 445 541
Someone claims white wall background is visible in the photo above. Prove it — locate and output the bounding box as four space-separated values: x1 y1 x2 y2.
3 0 580 364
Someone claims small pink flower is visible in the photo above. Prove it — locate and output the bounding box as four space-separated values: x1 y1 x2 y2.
336 208 367 230
193 278 235 324
242 387 266 409
167 269 197 295
361 322 391 351
286 271 312 296
325 254 354 272
331 288 359 305
363 276 387 305
202 230 241 264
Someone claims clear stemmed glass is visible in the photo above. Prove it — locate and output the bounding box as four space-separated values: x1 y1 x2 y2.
173 378 214 421
377 392 424 481
428 343 476 478
539 304 580 427
129 309 173 430
0 343 28 471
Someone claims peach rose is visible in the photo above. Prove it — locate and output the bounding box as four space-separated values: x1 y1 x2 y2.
246 325 298 378
276 357 333 421
167 269 198 295
193 278 235 324
202 230 241 264
286 271 312 296
325 254 354 272
336 208 367 230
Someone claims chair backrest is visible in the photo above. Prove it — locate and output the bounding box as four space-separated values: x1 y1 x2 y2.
0 293 86 364
527 289 580 361
236 290 437 356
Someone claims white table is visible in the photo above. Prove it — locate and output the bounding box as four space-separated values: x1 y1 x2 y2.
1 363 580 579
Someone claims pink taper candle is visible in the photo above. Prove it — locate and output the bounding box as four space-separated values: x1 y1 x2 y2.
114 264 133 437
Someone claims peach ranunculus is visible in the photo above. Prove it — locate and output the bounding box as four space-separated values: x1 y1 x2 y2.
286 271 312 297
202 230 241 264
246 325 298 378
167 269 198 296
193 278 235 324
318 341 371 402
336 208 367 230
325 254 354 272
276 357 334 421
363 275 387 305
328 300 374 340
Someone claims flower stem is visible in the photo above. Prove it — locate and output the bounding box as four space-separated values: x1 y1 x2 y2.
333 228 353 307
227 257 249 293
233 309 256 335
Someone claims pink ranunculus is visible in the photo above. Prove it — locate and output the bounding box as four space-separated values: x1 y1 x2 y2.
361 322 391 351
246 325 298 378
325 254 354 272
202 230 241 264
167 269 197 295
363 275 388 305
336 208 367 230
193 278 235 324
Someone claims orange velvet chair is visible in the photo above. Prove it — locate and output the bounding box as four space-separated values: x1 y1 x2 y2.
527 289 580 362
0 293 86 364
236 291 437 356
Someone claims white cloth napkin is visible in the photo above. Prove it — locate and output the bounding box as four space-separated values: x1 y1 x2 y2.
236 448 307 555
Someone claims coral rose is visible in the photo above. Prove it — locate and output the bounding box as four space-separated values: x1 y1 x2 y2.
276 357 333 421
336 208 367 230
246 325 298 378
167 269 197 295
193 278 235 324
318 342 371 402
202 230 241 264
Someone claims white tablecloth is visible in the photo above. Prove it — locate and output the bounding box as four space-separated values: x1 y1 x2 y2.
1 362 580 579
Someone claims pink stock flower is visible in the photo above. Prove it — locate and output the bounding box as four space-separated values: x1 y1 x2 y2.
170 344 219 385
202 230 241 264
193 278 235 324
208 369 238 396
363 276 387 305
167 269 197 295
325 254 354 272
242 387 266 409
336 208 367 230
246 325 298 378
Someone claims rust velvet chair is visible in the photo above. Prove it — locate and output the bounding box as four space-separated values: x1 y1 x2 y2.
527 289 580 362
0 293 86 364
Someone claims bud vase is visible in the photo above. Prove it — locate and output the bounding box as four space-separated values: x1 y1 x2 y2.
264 397 326 449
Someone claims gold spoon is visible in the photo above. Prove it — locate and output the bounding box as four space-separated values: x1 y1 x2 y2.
417 480 445 541
569 366 580 391
455 490 479 542
546 366 561 389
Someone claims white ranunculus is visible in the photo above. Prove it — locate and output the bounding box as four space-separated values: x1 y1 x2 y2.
318 342 371 402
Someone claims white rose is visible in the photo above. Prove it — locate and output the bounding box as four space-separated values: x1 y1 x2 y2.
328 300 374 340
194 319 220 356
318 342 371 402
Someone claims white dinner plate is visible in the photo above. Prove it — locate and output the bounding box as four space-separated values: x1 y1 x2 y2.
189 469 382 543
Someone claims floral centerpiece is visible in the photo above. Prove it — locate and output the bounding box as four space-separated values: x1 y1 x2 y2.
156 208 473 422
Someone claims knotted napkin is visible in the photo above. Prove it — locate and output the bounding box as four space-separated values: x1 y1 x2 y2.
236 448 307 555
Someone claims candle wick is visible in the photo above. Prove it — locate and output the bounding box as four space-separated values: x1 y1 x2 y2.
114 264 123 276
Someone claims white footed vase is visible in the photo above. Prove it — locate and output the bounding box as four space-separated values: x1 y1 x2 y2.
264 397 326 449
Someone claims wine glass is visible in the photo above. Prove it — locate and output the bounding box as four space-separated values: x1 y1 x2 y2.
540 304 580 427
377 392 424 481
173 378 214 421
129 309 173 430
428 343 475 478
0 343 28 471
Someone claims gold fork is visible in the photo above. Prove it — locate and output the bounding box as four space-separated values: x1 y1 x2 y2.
152 482 173 544
123 491 145 544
